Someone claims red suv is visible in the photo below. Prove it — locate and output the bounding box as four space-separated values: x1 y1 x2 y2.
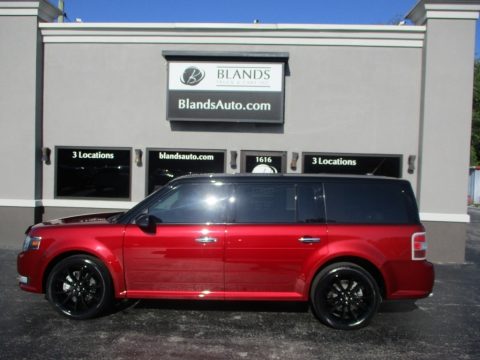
17 174 434 329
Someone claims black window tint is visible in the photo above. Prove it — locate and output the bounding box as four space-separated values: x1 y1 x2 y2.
234 184 295 223
325 182 417 224
56 148 131 199
147 183 227 224
297 184 326 223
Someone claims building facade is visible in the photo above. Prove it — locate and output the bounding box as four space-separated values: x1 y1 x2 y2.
1 0 479 262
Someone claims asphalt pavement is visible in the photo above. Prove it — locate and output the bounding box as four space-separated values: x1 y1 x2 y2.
1 211 480 360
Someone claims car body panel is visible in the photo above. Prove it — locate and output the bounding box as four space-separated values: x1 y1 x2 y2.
224 224 327 300
123 224 225 300
17 214 126 297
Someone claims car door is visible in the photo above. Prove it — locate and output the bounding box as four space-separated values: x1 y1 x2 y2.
123 181 229 300
225 182 328 300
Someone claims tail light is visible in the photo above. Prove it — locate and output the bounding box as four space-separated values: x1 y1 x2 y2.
412 232 427 260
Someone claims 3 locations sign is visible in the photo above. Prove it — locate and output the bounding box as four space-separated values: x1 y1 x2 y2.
56 147 131 199
167 62 284 123
147 149 225 194
303 153 402 178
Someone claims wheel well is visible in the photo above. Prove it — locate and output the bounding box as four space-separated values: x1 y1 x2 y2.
42 251 113 294
311 257 386 299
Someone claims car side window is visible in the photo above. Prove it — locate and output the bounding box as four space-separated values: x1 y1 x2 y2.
233 183 296 223
324 182 415 224
232 183 326 224
297 184 326 223
147 183 228 224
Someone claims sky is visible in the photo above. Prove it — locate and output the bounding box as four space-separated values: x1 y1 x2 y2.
52 0 480 57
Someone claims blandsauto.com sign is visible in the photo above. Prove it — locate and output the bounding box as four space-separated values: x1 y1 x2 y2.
167 62 284 123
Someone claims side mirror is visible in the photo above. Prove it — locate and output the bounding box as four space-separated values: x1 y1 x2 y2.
135 214 157 234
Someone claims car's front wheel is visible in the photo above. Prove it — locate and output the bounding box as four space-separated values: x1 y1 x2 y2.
46 254 112 319
310 262 381 330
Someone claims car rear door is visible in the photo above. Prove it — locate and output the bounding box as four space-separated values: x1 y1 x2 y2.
224 182 328 300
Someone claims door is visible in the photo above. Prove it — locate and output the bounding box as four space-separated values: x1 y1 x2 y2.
225 182 328 300
123 181 229 300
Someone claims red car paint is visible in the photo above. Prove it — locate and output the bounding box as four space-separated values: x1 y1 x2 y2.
17 174 434 328
18 217 433 300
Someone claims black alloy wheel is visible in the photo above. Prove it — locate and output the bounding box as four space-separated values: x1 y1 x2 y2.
46 255 112 320
310 262 380 330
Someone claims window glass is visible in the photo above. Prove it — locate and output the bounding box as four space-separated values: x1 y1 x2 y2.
147 183 228 224
56 147 130 199
233 184 296 223
297 184 326 223
324 182 416 224
147 150 225 194
303 154 401 178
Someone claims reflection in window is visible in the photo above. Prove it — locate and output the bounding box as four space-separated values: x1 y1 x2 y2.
147 183 228 224
147 150 225 194
297 184 326 223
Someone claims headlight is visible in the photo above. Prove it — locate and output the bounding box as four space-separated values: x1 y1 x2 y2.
22 235 42 252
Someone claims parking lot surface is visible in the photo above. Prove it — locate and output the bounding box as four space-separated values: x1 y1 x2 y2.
1 211 480 360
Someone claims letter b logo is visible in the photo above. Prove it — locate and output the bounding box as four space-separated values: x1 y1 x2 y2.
181 67 205 86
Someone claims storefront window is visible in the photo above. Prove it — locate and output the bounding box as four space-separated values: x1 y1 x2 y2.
241 151 286 173
147 149 225 194
55 147 131 199
302 153 401 178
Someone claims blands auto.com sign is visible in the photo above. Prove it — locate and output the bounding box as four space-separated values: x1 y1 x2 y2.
167 62 284 123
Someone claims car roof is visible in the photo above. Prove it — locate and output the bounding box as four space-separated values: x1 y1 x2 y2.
170 173 408 184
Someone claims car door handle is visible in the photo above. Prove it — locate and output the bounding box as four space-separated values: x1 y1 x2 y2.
298 237 321 243
195 236 218 243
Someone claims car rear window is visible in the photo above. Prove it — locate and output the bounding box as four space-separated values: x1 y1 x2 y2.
324 181 419 225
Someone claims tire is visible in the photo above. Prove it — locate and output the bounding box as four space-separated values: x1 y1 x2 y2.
46 255 113 320
310 262 381 330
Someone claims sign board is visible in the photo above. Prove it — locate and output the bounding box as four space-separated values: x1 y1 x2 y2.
303 153 402 178
167 62 284 123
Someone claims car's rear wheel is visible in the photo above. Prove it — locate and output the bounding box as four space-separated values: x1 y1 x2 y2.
46 255 112 319
310 262 380 330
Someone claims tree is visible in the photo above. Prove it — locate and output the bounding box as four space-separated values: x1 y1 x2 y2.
471 60 480 166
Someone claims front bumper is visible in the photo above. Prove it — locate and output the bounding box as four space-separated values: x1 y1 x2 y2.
17 251 43 293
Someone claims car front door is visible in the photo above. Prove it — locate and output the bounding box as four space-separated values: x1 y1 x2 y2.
123 181 229 300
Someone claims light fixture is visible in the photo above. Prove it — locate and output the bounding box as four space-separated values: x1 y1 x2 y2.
408 155 416 174
41 147 51 165
290 152 299 171
230 151 238 169
135 149 143 167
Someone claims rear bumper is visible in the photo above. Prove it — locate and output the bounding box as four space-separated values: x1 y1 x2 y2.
384 260 434 300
